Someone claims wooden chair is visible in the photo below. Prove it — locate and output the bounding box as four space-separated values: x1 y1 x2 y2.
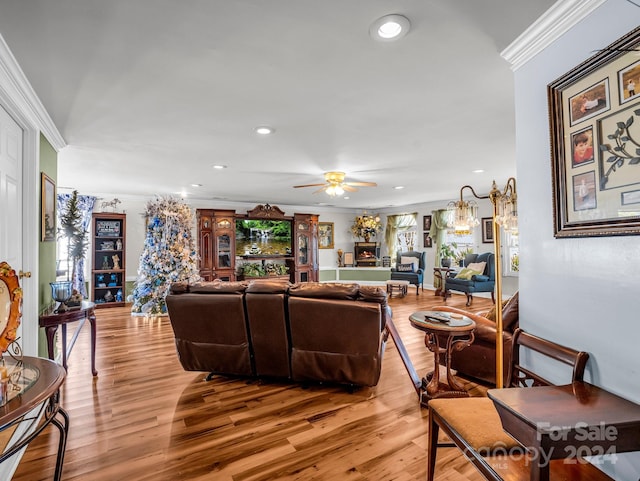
426 328 589 481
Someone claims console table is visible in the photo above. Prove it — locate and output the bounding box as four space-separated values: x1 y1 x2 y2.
39 300 97 376
488 382 640 481
0 356 68 481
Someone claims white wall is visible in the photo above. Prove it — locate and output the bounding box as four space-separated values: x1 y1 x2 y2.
515 2 640 478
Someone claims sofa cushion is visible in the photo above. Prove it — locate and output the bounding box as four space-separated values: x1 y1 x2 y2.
502 291 519 330
484 291 519 330
454 267 483 280
400 256 419 271
466 261 486 274
288 282 359 300
246 280 290 293
397 263 414 272
190 280 248 294
169 282 189 293
358 285 388 305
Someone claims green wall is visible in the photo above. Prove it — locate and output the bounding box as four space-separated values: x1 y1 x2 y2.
38 134 57 356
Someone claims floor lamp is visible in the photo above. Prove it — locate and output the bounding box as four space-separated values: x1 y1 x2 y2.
449 178 517 388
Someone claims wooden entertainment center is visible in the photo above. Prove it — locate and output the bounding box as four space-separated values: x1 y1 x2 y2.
196 204 318 283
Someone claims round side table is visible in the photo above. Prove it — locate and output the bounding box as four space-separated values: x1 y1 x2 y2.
409 310 475 406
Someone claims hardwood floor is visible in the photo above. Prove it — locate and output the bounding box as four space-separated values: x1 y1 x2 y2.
15 290 495 481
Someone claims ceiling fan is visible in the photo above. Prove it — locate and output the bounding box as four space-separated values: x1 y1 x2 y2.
293 171 377 197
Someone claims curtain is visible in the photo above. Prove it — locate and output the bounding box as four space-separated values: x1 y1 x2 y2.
384 212 417 262
57 193 97 297
429 209 451 263
429 209 451 289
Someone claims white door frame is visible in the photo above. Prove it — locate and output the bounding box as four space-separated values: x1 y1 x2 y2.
0 34 66 356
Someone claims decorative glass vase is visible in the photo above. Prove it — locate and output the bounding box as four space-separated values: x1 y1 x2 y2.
50 281 72 313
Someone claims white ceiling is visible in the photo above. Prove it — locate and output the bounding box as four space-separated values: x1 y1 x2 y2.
0 0 555 210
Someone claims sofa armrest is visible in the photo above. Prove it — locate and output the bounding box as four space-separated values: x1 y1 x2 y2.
472 274 490 282
431 305 502 343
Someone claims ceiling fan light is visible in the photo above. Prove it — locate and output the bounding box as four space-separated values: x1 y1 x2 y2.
326 185 336 196
334 185 345 196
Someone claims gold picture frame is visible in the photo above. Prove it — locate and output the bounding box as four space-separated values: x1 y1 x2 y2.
549 26 640 237
0 262 22 353
41 172 56 241
343 252 354 267
318 222 334 249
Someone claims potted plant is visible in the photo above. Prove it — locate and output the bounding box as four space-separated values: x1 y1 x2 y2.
455 247 474 267
54 190 89 308
439 242 457 268
241 263 266 278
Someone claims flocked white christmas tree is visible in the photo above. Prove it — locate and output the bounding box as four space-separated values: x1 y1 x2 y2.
131 196 200 315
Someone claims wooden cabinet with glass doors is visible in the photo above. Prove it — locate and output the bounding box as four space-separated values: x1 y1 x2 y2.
287 213 319 283
197 209 236 281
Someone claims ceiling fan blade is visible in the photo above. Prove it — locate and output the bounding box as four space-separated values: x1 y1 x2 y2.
342 184 358 192
293 183 326 188
312 185 328 194
345 181 377 187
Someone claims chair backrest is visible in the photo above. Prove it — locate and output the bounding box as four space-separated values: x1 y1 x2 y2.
472 252 495 280
395 251 426 270
508 328 589 388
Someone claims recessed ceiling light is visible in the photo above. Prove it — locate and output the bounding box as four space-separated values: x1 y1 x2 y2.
393 185 405 190
473 169 485 173
370 14 410 42
212 165 227 170
191 183 202 187
343 196 350 200
255 126 274 135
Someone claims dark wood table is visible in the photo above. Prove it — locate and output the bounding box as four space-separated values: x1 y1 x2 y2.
488 382 640 481
409 311 475 406
0 356 69 481
432 267 456 299
39 300 97 376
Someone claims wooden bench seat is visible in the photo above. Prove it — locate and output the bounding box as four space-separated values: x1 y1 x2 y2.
427 328 591 481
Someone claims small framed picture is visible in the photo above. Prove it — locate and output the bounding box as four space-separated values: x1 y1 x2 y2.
482 217 494 243
318 222 334 249
570 126 594 167
423 215 432 231
567 78 610 126
423 233 433 248
344 252 354 267
41 172 56 241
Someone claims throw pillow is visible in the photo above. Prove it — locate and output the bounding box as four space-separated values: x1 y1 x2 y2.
400 256 419 271
454 267 482 280
483 300 507 321
483 291 519 330
397 263 414 272
502 291 519 330
466 261 486 274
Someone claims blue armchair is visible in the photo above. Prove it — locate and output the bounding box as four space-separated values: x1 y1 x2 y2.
390 251 426 295
445 252 495 306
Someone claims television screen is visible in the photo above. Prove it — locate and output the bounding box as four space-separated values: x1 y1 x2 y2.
235 219 292 256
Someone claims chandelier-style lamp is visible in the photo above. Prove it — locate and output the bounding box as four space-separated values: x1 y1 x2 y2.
450 178 518 388
325 183 345 197
447 185 487 235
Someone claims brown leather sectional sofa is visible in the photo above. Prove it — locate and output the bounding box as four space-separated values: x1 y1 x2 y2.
166 280 390 387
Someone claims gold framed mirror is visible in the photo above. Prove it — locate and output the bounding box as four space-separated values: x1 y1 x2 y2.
0 262 22 353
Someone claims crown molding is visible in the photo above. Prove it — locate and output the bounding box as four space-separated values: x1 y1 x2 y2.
501 0 608 71
0 34 66 151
